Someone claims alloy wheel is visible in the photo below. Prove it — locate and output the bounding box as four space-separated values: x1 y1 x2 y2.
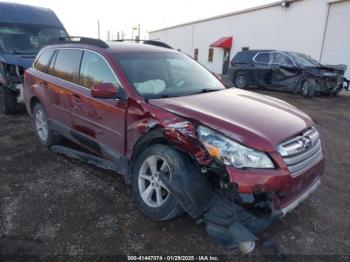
35 109 48 141
138 155 171 208
235 75 247 88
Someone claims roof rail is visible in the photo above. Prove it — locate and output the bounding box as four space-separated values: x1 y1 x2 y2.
112 39 173 49
59 36 109 48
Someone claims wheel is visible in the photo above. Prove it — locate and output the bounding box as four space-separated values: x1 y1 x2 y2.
301 78 316 98
0 85 17 114
132 144 184 221
33 103 61 147
234 72 250 89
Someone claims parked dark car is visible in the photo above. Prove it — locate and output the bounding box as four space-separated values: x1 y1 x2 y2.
0 2 68 114
228 49 348 97
23 38 324 253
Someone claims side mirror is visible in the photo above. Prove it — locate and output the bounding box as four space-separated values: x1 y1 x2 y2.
91 83 120 99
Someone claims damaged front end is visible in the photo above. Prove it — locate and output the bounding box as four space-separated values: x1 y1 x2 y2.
158 159 280 255
0 53 34 97
131 118 280 254
135 113 323 255
312 64 348 94
0 62 25 90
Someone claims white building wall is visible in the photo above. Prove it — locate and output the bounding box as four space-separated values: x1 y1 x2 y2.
150 0 331 74
150 24 194 56
321 0 350 79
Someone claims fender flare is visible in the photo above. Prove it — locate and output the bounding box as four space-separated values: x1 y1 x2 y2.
131 128 171 164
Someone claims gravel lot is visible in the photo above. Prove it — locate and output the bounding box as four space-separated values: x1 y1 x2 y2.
0 90 350 259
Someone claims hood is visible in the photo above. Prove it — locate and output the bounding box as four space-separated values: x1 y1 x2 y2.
149 89 313 151
0 53 36 69
305 65 346 77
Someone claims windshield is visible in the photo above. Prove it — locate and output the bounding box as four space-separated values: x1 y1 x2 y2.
289 52 321 67
115 52 225 99
0 24 67 55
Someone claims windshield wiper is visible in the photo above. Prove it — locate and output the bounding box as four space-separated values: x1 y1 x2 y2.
193 88 221 95
11 49 36 55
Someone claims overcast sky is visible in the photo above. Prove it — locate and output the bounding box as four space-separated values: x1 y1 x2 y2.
7 0 276 39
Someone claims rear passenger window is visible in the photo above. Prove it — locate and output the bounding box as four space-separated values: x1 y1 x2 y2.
254 53 270 64
52 49 83 82
79 51 118 89
34 49 54 72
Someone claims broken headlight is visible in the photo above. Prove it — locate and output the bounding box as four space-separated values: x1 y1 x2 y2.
197 126 274 169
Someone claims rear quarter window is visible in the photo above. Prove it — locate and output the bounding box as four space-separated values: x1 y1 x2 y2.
51 49 83 82
232 51 256 64
34 49 54 72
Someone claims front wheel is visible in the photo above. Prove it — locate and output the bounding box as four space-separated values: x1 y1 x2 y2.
0 85 17 114
132 144 184 221
301 78 316 98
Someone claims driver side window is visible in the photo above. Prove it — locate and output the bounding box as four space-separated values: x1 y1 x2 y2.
272 53 294 66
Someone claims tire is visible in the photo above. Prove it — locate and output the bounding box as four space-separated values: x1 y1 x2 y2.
0 85 17 114
33 103 61 147
301 78 316 98
234 72 250 89
132 144 185 221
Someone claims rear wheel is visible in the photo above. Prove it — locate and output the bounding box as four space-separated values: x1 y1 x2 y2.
234 72 250 89
132 144 184 221
0 85 17 114
301 78 316 98
33 103 61 147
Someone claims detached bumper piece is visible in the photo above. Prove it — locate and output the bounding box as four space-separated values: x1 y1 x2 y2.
159 169 280 255
202 195 279 254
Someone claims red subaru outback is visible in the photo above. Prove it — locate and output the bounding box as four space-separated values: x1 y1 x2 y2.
23 38 324 225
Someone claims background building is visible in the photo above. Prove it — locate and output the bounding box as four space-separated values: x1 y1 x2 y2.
149 0 350 79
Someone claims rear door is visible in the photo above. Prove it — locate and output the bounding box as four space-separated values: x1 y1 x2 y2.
268 52 300 90
71 50 127 160
252 52 271 87
46 48 83 128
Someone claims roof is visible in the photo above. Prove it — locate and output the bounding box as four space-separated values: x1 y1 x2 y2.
149 0 302 33
240 49 276 52
0 2 64 27
43 41 178 54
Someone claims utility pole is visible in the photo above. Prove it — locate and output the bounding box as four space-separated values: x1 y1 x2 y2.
138 23 140 41
97 20 100 39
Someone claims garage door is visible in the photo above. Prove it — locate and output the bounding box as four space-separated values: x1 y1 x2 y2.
321 0 350 79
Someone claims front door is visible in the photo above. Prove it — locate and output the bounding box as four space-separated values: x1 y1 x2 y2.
222 49 231 75
70 50 127 160
268 52 300 91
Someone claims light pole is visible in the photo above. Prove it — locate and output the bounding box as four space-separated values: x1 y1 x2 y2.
97 20 100 39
